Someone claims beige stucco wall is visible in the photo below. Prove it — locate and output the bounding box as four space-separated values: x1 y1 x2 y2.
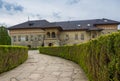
96 24 118 30
9 29 44 34
9 29 45 48
59 31 89 45
96 24 118 35
59 30 101 45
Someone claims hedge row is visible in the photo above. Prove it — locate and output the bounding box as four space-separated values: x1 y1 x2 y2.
39 32 120 81
0 45 28 74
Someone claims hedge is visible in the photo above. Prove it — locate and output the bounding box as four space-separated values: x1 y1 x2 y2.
39 32 120 81
0 45 28 74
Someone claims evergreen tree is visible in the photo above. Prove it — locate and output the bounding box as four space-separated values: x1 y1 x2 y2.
0 26 11 45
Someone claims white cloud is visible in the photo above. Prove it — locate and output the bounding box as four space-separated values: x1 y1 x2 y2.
0 0 120 27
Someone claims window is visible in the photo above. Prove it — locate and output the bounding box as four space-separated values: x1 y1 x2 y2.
26 35 28 41
18 36 21 41
21 36 25 41
52 32 56 38
75 34 78 40
35 37 37 41
13 36 16 42
92 35 96 38
47 32 50 38
92 32 97 38
38 35 41 41
31 35 33 41
66 34 69 40
81 34 84 40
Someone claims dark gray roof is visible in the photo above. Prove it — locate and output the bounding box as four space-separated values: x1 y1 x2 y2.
8 20 59 30
53 18 120 30
8 18 120 31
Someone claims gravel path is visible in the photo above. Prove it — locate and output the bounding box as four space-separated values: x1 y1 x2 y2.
0 50 88 81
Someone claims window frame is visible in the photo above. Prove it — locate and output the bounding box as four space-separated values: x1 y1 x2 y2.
75 34 78 40
52 32 56 38
81 33 84 40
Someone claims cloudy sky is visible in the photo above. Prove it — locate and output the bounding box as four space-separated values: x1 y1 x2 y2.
0 0 120 27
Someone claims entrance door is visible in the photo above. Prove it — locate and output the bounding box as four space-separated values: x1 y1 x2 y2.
48 43 53 46
27 45 31 48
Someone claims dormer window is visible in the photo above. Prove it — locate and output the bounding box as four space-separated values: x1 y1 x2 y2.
29 23 34 26
77 24 81 27
104 19 108 22
87 24 90 26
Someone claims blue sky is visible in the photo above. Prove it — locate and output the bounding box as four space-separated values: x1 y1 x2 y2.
0 0 120 27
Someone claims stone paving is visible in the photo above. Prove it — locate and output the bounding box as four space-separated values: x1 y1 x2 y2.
0 50 88 81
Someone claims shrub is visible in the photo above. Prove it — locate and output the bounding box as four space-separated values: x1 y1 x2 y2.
0 45 28 74
0 26 11 45
39 32 120 81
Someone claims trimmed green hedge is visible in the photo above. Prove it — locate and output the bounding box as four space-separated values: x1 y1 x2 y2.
39 32 120 81
0 45 28 74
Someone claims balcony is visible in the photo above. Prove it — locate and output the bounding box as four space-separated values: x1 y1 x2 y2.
45 32 59 40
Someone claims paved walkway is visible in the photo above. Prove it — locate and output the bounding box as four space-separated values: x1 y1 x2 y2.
0 50 88 81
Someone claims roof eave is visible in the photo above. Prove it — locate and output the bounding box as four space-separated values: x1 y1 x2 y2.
94 22 120 26
42 26 63 30
62 29 88 31
7 26 63 30
7 27 42 30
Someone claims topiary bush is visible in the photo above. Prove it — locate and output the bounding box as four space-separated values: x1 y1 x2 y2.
39 32 120 81
0 26 11 45
0 45 28 74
